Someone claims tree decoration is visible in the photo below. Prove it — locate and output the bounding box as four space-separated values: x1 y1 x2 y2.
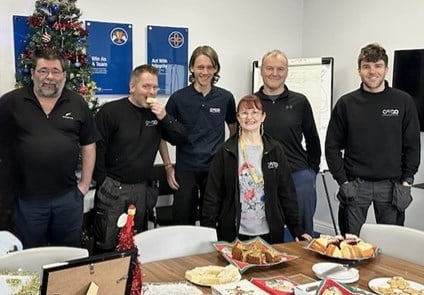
15 0 99 112
41 32 52 43
116 205 143 295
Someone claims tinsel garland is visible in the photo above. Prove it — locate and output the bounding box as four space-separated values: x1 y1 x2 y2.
116 205 143 295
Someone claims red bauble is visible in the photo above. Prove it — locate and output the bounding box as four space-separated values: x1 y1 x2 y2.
79 85 89 95
28 16 43 27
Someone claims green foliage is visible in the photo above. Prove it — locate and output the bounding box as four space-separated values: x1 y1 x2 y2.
15 0 98 109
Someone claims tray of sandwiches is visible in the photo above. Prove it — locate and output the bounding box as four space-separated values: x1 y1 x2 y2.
304 234 381 260
213 237 298 273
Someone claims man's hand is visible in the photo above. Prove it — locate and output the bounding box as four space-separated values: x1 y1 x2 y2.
77 182 90 196
295 233 313 242
149 100 166 120
165 166 179 190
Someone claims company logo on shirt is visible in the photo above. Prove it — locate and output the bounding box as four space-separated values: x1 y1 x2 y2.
145 119 158 127
285 105 293 110
267 161 279 169
62 112 74 120
209 107 221 113
381 108 399 117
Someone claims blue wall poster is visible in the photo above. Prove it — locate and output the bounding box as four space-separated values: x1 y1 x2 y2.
147 25 188 95
86 20 133 95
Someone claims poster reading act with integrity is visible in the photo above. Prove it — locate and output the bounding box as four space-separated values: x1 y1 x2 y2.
147 25 188 95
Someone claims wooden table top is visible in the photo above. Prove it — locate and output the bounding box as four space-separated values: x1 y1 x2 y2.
142 241 424 293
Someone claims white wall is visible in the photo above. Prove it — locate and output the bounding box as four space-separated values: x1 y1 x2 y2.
0 0 304 102
303 0 424 233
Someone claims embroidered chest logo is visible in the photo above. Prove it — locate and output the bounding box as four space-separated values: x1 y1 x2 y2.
285 105 293 110
62 112 74 120
209 107 221 113
145 120 158 127
267 161 279 169
381 109 399 117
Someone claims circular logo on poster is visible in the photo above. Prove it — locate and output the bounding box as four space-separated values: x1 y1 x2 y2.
168 31 184 48
110 27 128 45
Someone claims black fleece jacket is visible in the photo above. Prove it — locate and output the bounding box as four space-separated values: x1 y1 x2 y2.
201 133 305 243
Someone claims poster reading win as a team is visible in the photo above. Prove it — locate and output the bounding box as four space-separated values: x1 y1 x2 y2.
147 25 188 95
86 20 133 95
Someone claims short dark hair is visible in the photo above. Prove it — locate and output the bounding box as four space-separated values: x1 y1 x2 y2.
31 47 66 71
189 45 221 84
131 64 159 83
358 43 388 68
237 94 264 113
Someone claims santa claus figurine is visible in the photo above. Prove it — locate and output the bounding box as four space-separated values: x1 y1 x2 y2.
116 204 142 295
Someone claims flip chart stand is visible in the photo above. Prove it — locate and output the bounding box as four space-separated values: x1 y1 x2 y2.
321 171 338 235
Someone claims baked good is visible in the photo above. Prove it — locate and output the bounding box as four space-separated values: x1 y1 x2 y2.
325 243 342 258
356 241 374 258
230 239 281 264
185 265 240 285
231 241 245 261
246 249 265 264
146 97 157 105
309 238 328 253
264 249 282 263
340 242 362 259
373 276 424 295
309 234 375 259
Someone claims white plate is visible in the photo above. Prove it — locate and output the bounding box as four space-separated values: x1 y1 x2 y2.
0 274 35 295
185 265 242 287
368 277 424 295
143 282 203 295
312 262 359 283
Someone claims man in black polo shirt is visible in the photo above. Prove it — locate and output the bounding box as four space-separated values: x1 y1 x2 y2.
92 65 187 252
0 48 98 248
164 45 237 225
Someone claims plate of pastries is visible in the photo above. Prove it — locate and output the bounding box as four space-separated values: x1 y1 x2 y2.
184 264 241 286
213 237 298 273
368 276 424 295
304 234 380 260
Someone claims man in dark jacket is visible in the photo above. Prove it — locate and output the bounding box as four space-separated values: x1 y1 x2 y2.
325 43 420 235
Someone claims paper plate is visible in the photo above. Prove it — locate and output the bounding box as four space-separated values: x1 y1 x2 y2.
312 262 359 283
143 281 203 295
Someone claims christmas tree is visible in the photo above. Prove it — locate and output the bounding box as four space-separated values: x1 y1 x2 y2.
15 0 98 110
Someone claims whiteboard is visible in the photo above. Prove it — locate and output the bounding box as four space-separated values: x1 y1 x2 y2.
252 57 334 171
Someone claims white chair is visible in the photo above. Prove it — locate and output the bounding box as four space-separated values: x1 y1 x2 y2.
359 223 424 265
0 231 23 254
134 225 217 263
0 246 89 276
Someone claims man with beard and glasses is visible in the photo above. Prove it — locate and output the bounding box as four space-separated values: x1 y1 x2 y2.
0 48 99 248
325 43 420 236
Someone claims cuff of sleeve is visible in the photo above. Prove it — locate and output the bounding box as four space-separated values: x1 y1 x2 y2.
161 114 173 125
401 176 414 185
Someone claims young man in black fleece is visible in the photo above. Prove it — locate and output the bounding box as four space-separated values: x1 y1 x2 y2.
325 43 420 236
